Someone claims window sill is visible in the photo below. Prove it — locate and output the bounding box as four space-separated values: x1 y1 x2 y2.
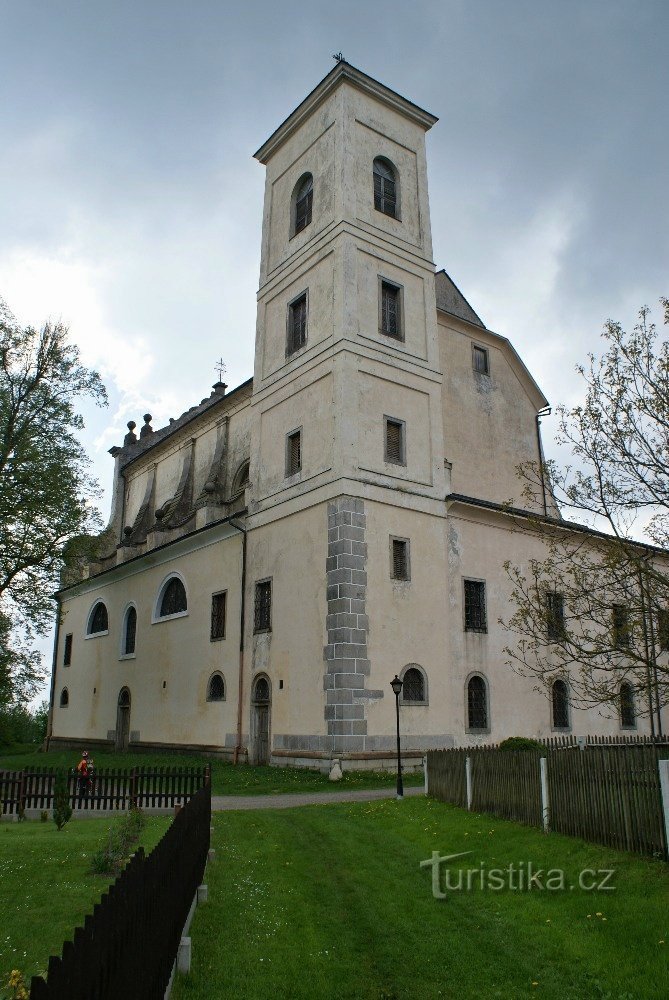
464 628 488 635
210 635 227 643
466 728 490 735
253 628 272 636
620 724 637 731
551 727 571 733
119 653 136 661
206 697 226 703
152 611 189 625
85 631 109 640
401 700 428 707
379 329 405 342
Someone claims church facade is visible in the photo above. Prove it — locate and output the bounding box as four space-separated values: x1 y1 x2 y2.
47 62 654 768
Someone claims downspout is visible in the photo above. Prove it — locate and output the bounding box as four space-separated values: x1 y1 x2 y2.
230 518 247 764
45 597 61 751
535 407 551 516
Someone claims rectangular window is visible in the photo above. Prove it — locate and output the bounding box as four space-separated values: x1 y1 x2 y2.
210 592 227 641
546 592 566 641
384 416 405 465
379 279 402 339
657 608 669 651
63 633 73 667
390 537 410 581
254 579 272 633
472 344 489 375
612 604 630 649
286 428 302 477
464 580 487 633
287 292 307 355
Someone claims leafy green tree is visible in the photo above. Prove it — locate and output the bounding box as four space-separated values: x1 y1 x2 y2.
0 299 107 706
52 769 72 830
502 299 669 732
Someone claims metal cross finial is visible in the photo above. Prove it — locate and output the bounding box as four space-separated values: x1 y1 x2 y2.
215 358 227 382
332 52 346 63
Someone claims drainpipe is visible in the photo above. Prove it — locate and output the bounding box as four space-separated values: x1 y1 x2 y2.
535 407 551 516
230 518 247 764
45 597 61 751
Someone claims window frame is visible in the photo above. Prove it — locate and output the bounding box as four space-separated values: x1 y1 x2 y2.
551 678 571 731
373 156 400 220
619 682 636 729
465 673 490 733
389 535 411 582
253 578 272 634
378 276 404 341
86 601 109 638
383 415 406 467
286 289 308 358
611 603 631 649
231 460 250 497
210 590 227 642
546 591 566 642
399 663 428 706
285 426 303 479
59 687 69 708
463 578 488 634
152 573 189 624
291 172 313 238
472 343 490 376
63 633 73 667
206 671 226 702
119 603 137 660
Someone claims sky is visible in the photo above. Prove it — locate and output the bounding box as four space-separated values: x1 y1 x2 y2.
1 0 668 693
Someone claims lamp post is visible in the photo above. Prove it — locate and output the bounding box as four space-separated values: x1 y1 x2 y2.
390 674 404 799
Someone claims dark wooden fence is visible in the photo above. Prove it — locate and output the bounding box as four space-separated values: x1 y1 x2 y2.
0 765 209 816
29 781 211 999
427 741 669 858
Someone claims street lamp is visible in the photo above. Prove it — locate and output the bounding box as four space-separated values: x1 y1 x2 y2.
390 674 404 799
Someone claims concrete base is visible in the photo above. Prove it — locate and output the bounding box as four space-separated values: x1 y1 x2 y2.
270 750 426 773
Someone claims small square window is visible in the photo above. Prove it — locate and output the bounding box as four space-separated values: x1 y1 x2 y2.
211 592 227 641
63 633 73 667
390 537 410 581
384 416 406 466
254 579 272 633
379 279 403 339
472 345 489 375
464 579 487 633
286 428 302 477
287 292 308 356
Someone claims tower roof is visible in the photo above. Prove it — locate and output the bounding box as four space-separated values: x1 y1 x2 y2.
254 60 438 164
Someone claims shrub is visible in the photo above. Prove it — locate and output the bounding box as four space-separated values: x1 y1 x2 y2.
498 736 546 753
40 810 48 823
90 808 146 875
52 769 72 830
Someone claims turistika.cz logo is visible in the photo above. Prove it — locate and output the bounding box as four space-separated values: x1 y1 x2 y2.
419 851 616 898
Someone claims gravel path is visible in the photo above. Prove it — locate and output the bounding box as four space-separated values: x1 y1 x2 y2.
211 784 424 811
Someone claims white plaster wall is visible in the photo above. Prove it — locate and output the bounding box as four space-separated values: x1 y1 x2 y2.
356 369 433 487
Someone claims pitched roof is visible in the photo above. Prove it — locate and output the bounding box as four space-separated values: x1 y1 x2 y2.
435 270 486 328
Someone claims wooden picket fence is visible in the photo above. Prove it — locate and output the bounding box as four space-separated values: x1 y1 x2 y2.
29 781 211 999
0 765 209 816
427 742 669 858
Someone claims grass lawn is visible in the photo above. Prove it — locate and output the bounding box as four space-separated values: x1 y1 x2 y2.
0 814 170 986
0 747 423 796
173 798 669 1000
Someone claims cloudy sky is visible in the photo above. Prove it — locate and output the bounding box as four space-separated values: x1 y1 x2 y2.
1 1 668 685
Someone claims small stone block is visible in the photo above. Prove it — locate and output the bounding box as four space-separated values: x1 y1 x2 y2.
197 884 208 904
177 937 191 974
207 848 216 862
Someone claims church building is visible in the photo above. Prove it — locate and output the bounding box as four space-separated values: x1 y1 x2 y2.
47 61 653 769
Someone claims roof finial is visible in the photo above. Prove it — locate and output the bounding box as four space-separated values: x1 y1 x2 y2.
332 52 346 63
214 358 227 382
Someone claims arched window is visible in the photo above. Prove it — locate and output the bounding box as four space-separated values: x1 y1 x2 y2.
231 460 250 496
467 675 488 730
552 679 570 729
207 673 225 702
292 173 313 235
87 601 109 636
156 576 187 619
620 682 636 728
401 665 427 704
122 606 137 656
373 157 398 218
253 676 270 702
59 687 69 707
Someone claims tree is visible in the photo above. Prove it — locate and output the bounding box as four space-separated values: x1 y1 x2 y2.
52 769 72 831
502 299 669 733
0 299 107 706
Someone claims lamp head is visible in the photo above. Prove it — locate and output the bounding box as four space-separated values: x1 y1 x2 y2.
390 675 403 697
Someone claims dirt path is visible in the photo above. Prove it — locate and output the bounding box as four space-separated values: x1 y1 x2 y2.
211 784 424 811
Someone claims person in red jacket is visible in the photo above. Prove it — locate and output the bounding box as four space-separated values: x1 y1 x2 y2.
75 750 90 794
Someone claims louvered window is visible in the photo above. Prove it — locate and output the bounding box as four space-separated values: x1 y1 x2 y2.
124 607 137 655
211 592 227 641
546 592 565 641
391 539 409 581
254 580 272 632
467 676 487 729
287 293 307 355
380 281 401 338
552 680 570 728
294 174 313 234
473 345 489 374
63 633 73 666
464 580 487 633
373 158 397 218
402 667 425 703
620 683 635 727
286 430 302 477
385 418 404 465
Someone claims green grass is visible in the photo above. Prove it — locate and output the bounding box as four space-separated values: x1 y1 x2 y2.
0 814 170 985
173 798 669 1000
0 748 423 796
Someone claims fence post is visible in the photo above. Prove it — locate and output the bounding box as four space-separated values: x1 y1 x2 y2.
659 758 669 859
540 757 550 832
423 755 429 796
465 756 472 811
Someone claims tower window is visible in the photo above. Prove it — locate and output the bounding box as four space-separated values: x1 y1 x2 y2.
390 537 410 581
379 279 403 340
464 580 487 633
254 579 272 633
211 592 227 641
373 157 398 218
472 345 489 375
551 679 570 729
293 173 313 235
384 416 406 466
63 633 73 666
286 429 302 477
287 292 308 356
